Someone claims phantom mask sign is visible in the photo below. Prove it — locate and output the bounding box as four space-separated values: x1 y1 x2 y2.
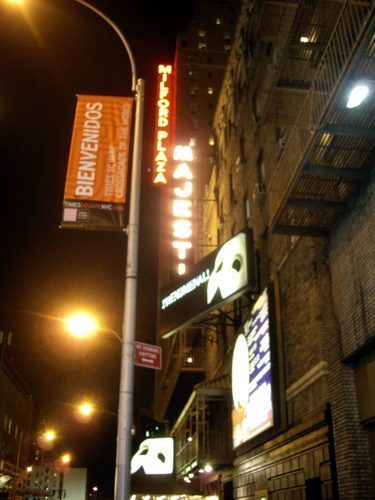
131 437 174 475
160 230 255 338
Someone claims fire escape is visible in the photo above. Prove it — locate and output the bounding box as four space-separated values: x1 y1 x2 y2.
266 1 374 236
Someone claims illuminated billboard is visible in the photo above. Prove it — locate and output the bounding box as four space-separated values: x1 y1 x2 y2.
231 287 275 448
159 230 256 338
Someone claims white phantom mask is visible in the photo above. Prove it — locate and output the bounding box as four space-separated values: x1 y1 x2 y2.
131 437 174 475
207 232 248 304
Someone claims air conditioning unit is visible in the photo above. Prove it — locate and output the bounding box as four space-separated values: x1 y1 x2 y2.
252 183 266 203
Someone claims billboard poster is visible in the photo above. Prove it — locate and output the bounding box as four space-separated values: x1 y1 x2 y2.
61 94 133 230
159 230 256 338
231 288 274 448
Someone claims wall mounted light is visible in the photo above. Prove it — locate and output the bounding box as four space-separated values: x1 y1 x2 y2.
346 82 371 108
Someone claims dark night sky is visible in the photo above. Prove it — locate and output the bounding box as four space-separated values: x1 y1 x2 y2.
0 0 194 495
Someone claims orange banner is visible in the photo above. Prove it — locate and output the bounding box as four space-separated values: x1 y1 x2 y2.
62 95 133 229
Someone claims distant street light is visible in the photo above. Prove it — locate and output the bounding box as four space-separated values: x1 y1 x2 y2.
41 429 57 446
61 453 71 465
37 428 57 466
77 401 95 417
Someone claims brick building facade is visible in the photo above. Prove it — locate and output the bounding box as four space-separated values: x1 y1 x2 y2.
154 1 374 498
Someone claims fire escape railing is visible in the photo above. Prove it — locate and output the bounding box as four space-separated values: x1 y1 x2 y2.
172 391 232 478
267 1 374 231
158 328 206 417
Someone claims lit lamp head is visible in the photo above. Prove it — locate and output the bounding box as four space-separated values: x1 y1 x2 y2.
38 428 57 450
74 400 95 423
65 313 98 338
61 453 71 465
346 81 372 109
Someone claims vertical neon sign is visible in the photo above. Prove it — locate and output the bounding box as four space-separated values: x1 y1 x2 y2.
153 65 173 184
172 145 194 275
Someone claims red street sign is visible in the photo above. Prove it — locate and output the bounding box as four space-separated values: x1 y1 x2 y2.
134 342 162 370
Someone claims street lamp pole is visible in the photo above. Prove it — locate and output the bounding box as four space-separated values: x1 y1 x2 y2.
72 2 145 499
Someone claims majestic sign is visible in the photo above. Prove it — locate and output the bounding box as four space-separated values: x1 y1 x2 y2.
131 437 174 475
134 341 162 370
160 230 255 338
62 94 133 230
153 64 173 185
232 288 274 448
171 145 194 276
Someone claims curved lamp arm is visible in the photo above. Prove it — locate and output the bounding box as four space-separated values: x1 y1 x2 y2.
73 0 137 91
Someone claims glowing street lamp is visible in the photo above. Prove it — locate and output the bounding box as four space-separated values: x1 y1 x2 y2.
64 312 123 344
65 313 98 339
41 429 57 445
61 453 71 465
37 428 57 466
78 401 95 417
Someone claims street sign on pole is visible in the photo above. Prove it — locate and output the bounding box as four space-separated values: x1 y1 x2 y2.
134 342 162 370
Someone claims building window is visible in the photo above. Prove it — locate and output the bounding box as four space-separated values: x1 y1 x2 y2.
224 32 231 42
229 173 235 204
198 42 207 50
191 118 198 130
188 69 197 80
240 133 246 164
190 100 197 113
216 18 222 25
244 195 251 224
257 149 266 186
198 30 206 37
189 138 196 147
208 87 214 95
224 44 231 52
209 136 215 146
